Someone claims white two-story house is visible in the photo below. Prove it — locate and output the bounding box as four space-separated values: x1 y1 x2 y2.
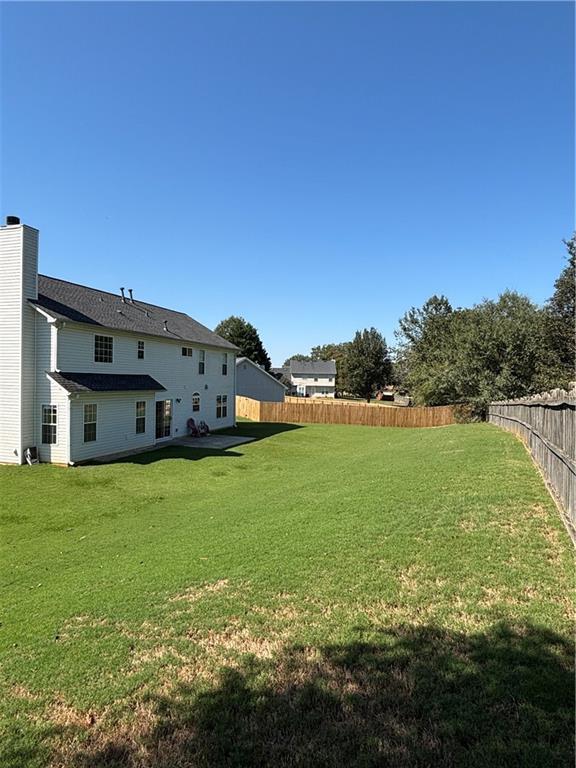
0 217 238 464
289 360 336 398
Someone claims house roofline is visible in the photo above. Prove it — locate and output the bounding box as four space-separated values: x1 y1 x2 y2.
236 357 288 389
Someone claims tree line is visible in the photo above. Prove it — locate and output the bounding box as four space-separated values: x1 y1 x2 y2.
215 236 574 413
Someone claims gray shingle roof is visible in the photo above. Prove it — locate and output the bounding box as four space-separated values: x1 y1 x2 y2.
32 275 238 351
289 360 336 376
48 371 166 394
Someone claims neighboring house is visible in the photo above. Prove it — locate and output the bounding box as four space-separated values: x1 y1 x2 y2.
0 217 238 465
236 357 287 402
270 367 295 394
289 360 336 398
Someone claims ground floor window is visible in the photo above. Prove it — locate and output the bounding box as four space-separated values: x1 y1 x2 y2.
216 394 228 419
42 405 57 444
84 404 97 442
192 392 200 412
155 399 172 439
136 401 146 434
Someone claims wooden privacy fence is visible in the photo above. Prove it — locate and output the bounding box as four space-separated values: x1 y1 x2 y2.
284 396 398 408
236 395 455 428
488 389 576 539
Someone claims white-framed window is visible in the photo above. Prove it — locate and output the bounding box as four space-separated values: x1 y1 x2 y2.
216 394 228 419
136 401 146 434
192 392 200 412
84 404 97 442
42 405 57 444
94 335 113 363
138 340 145 360
182 347 193 357
222 353 228 375
198 350 205 375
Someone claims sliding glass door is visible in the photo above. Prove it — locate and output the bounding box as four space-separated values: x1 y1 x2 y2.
155 400 172 440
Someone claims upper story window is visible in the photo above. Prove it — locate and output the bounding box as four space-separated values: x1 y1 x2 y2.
84 404 97 443
222 353 228 375
42 405 57 444
198 350 205 375
94 335 113 363
182 347 193 357
137 341 145 360
192 392 200 412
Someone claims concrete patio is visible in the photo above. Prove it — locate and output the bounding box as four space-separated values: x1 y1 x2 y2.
85 433 255 464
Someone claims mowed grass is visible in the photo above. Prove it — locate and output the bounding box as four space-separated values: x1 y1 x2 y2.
0 422 573 768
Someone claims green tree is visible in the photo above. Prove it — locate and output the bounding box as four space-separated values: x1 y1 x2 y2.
283 354 312 367
214 316 271 371
345 328 392 401
395 292 549 414
537 236 575 389
394 296 453 395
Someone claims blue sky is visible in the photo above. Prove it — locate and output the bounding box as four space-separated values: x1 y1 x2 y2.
1 1 573 366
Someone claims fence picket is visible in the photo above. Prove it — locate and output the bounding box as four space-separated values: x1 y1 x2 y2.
236 395 455 429
488 389 576 540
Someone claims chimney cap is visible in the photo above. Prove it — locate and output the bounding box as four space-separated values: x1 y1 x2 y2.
6 216 20 226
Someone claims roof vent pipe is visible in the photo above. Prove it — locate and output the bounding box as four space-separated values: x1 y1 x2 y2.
163 320 168 332
120 287 125 302
128 288 134 303
6 215 20 225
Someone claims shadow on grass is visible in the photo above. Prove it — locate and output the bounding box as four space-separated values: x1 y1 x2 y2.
45 621 573 768
83 423 304 466
221 421 304 443
108 447 244 465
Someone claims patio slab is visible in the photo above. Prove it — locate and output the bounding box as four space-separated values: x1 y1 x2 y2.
170 434 255 450
85 433 254 464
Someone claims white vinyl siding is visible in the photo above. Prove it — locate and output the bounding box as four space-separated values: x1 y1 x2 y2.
0 224 38 463
35 317 70 463
69 393 156 463
290 373 336 398
57 325 236 445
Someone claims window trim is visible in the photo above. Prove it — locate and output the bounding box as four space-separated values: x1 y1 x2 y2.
94 334 114 364
192 392 201 413
222 353 228 376
136 400 146 434
198 350 206 375
41 404 57 445
182 346 193 357
83 403 97 443
137 340 145 360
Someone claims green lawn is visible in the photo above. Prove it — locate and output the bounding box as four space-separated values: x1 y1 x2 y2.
1 422 573 767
